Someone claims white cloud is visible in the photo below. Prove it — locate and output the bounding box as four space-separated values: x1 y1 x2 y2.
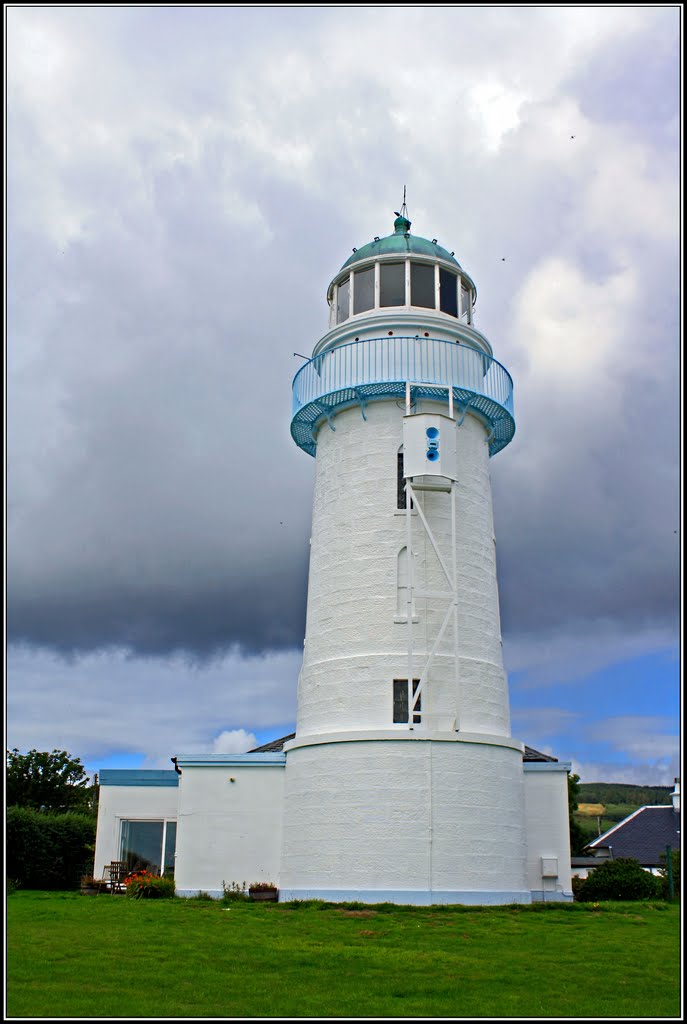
587 715 680 764
571 755 680 789
211 729 258 755
6 646 300 770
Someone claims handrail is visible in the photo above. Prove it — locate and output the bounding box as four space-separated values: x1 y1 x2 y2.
291 336 515 458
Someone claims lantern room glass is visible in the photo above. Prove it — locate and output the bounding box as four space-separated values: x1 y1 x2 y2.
336 276 350 323
439 268 458 318
380 263 406 307
410 263 435 308
353 266 375 315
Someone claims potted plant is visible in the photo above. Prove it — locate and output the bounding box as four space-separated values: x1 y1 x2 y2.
248 882 278 902
80 875 100 895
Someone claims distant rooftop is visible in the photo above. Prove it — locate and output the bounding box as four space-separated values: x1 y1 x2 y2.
586 805 681 866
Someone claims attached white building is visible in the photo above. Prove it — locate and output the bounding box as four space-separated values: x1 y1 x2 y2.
95 208 573 904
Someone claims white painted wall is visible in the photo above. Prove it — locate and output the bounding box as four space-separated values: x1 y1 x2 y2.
280 736 530 902
297 400 510 739
94 784 179 877
523 765 573 900
174 763 285 897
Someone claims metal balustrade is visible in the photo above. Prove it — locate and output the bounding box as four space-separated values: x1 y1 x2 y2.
291 336 515 457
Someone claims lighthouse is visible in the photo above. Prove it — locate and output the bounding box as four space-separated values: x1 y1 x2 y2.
280 205 531 904
92 206 573 904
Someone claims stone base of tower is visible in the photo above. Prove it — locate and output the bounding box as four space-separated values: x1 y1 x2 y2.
279 733 532 906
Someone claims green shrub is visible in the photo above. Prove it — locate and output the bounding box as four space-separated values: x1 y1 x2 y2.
222 880 249 903
124 869 175 899
6 806 96 890
571 875 586 899
575 857 662 902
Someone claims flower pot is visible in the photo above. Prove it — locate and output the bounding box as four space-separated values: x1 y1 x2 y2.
249 890 278 901
80 884 99 896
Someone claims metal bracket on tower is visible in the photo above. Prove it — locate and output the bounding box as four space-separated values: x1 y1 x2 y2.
455 399 475 428
352 387 368 421
313 401 337 432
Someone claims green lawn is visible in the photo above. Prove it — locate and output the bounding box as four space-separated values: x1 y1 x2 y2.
6 892 681 1018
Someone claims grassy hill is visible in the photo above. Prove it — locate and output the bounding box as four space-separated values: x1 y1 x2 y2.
579 783 672 806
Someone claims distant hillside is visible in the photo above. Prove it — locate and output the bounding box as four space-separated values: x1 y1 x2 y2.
579 783 673 807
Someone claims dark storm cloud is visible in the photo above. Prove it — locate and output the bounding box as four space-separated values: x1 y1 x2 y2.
7 5 679 682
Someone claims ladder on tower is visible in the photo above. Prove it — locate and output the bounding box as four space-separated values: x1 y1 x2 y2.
403 382 460 733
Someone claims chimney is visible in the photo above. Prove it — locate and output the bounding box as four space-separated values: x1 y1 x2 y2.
671 778 680 813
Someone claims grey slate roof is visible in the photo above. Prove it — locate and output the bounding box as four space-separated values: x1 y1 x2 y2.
249 734 296 752
586 806 681 867
250 735 558 762
523 746 557 762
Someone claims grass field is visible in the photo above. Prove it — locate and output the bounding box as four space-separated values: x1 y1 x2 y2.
6 892 681 1019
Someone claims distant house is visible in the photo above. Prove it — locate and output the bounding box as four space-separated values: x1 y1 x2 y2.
572 780 680 877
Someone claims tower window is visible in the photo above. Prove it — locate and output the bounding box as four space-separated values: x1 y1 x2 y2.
397 451 406 509
410 262 435 308
393 679 421 724
397 450 413 509
380 262 406 307
396 546 416 618
439 268 458 317
353 266 375 314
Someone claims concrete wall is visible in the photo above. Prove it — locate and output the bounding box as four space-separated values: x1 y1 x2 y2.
523 764 573 901
94 778 179 877
174 757 286 898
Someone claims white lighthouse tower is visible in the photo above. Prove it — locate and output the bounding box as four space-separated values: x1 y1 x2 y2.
280 206 530 904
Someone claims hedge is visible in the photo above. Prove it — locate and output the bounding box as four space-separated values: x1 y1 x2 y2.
6 806 96 890
574 857 662 902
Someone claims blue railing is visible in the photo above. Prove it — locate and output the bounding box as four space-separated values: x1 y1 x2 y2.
291 336 515 457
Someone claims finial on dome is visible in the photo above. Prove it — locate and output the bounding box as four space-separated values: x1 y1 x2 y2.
393 186 411 234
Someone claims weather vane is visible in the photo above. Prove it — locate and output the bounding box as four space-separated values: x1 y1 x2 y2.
395 185 409 221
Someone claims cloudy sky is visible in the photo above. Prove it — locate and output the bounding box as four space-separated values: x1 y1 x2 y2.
7 6 680 786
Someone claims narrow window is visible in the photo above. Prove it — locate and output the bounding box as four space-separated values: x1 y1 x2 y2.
397 547 416 617
336 276 350 323
410 262 435 308
353 266 375 314
393 679 421 724
439 268 458 317
380 262 406 306
397 449 413 509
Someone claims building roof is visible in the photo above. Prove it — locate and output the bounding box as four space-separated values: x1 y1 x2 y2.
339 215 461 273
586 806 681 866
523 746 557 762
249 734 296 752
249 735 558 762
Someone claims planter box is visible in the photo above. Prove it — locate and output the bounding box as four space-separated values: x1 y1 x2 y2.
80 885 99 896
249 890 278 901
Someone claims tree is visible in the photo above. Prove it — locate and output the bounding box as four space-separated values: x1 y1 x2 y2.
6 748 94 813
568 771 588 856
